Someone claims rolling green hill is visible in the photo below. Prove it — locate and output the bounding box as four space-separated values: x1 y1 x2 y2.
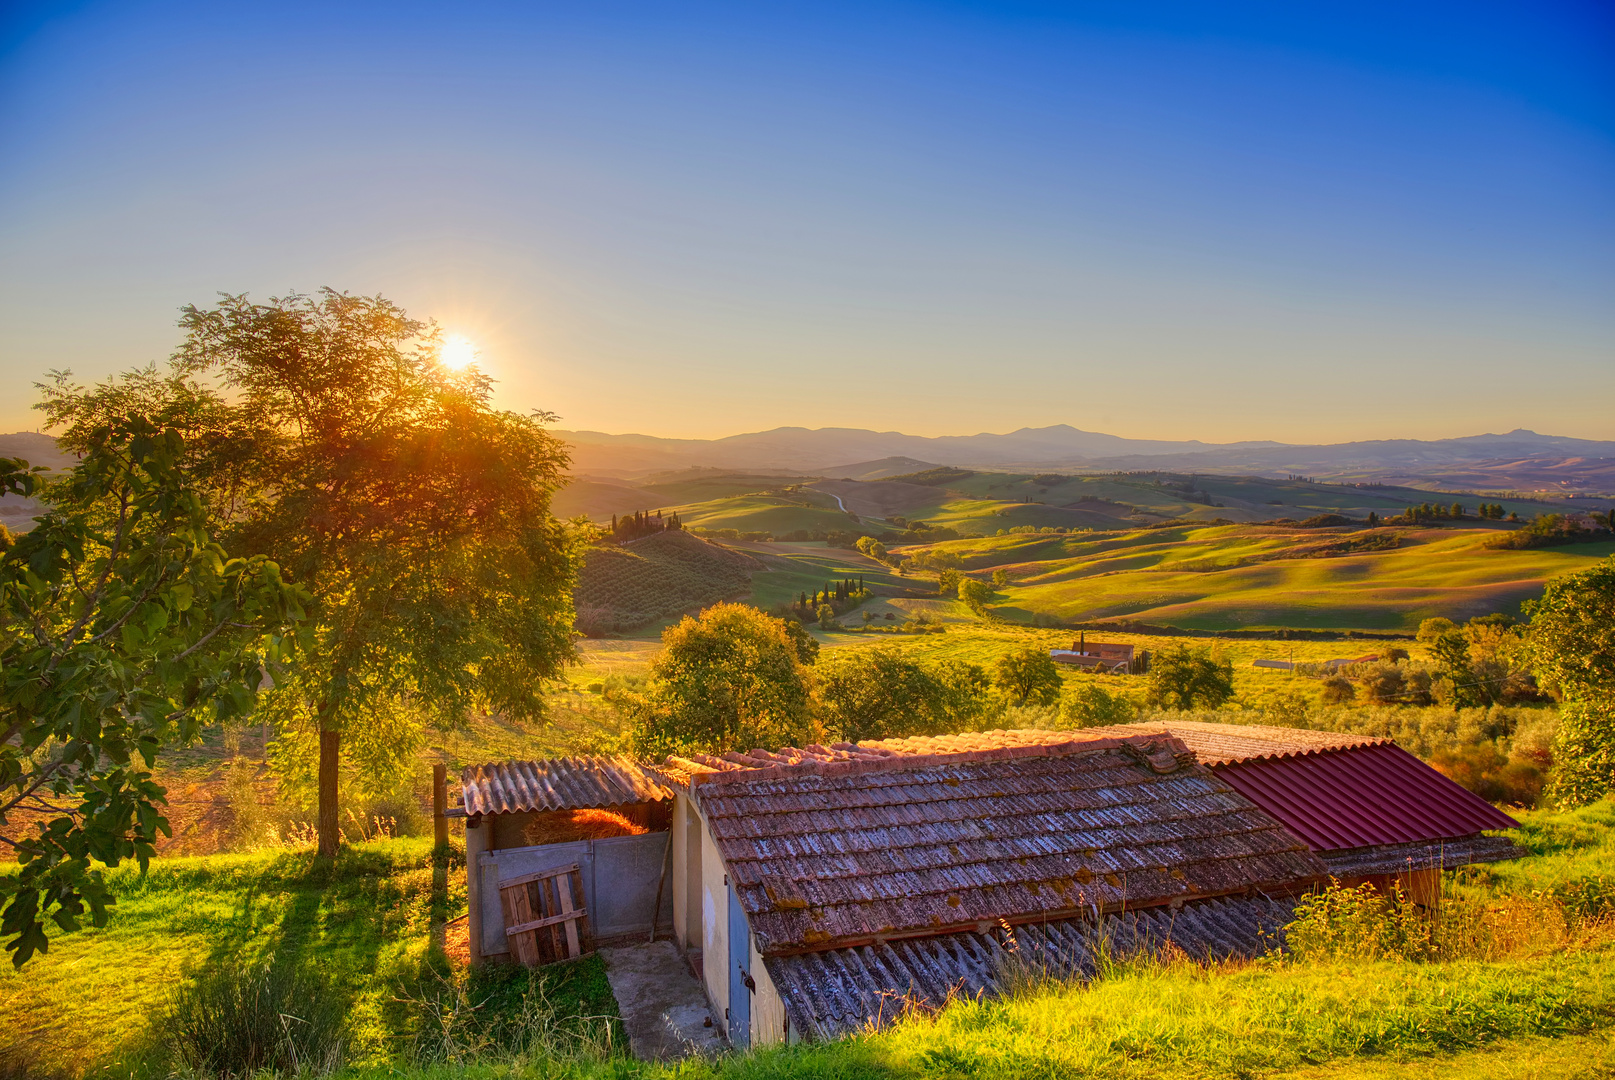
573 529 764 635
918 522 1615 631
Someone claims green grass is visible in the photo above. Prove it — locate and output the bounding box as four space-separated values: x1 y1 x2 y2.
332 949 1615 1079
913 523 1615 631
0 838 620 1078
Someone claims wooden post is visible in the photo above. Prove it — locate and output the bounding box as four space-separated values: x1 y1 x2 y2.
433 763 448 848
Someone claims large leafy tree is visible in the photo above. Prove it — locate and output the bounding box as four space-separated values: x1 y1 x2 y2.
42 290 581 856
1525 557 1615 806
818 647 990 742
625 603 820 756
993 645 1064 708
0 424 302 965
1145 645 1235 710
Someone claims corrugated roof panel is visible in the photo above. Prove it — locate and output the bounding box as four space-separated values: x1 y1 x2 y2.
1213 743 1518 851
458 756 673 816
764 894 1299 1041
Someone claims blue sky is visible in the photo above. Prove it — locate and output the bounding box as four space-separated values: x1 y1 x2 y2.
2 1 1611 442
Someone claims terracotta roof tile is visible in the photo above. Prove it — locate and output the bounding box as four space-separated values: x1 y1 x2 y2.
686 740 1324 953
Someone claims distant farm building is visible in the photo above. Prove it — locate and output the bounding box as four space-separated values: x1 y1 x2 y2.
1050 634 1137 673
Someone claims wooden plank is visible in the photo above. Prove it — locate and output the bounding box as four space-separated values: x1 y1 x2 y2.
498 863 580 890
569 867 595 957
499 874 540 966
540 875 563 962
556 870 582 958
504 908 590 936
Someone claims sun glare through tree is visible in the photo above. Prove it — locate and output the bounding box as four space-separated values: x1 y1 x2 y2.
439 333 479 370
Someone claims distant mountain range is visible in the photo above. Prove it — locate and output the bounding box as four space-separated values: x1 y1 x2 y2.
560 426 1615 495
5 426 1613 498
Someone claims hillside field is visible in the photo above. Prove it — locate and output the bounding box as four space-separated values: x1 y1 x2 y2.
6 803 1614 1078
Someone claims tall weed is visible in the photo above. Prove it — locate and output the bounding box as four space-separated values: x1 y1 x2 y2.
166 956 345 1077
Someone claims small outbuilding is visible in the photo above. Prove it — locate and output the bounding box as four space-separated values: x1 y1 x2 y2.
461 756 676 965
646 733 1326 1047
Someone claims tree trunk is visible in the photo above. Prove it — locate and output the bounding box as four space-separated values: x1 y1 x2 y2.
318 727 340 858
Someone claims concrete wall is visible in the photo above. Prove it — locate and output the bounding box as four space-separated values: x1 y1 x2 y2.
671 794 706 953
475 831 673 959
699 808 729 1021
750 926 787 1045
466 816 488 965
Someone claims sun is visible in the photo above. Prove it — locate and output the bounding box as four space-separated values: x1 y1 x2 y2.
440 334 479 370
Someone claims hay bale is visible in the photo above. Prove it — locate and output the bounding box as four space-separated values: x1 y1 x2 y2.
522 808 648 846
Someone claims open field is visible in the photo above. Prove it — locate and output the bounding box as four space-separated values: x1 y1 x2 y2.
918 524 1615 631
555 468 1588 537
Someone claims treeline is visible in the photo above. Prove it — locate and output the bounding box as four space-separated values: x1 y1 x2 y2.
1486 512 1615 551
609 509 683 541
616 603 1244 754
787 577 872 622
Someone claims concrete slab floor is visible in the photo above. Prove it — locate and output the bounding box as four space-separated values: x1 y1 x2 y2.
600 941 728 1061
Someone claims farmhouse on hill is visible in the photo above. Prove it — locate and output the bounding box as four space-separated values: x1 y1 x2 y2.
1049 633 1137 673
457 722 1520 1048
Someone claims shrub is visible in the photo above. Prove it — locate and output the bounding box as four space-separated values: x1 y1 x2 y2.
1062 683 1137 727
622 603 820 756
1284 880 1580 965
1430 743 1546 806
1320 675 1356 704
167 957 345 1077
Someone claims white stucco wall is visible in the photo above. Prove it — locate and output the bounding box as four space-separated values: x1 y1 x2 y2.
750 927 786 1045
699 805 729 1021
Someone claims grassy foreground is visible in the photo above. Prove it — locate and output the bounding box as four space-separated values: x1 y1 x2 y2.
5 802 1615 1078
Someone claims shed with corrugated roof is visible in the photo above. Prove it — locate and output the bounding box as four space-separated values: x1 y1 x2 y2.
460 756 676 965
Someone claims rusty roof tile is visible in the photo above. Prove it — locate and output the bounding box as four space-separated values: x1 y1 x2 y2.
693 744 1323 953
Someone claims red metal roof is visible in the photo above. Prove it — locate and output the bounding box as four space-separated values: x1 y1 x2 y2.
1212 742 1518 851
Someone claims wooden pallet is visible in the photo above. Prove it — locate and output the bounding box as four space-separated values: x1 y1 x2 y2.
500 864 593 965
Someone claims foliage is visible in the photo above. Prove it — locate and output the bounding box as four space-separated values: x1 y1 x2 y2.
786 576 871 623
1525 554 1615 703
622 603 820 756
166 954 346 1076
1285 880 1580 965
0 427 302 967
1429 742 1546 807
1145 645 1235 710
1543 702 1615 809
817 647 991 741
1061 682 1137 726
992 645 1064 707
957 577 993 614
41 290 581 856
883 466 975 486
1487 512 1613 550
1523 556 1615 806
607 508 681 541
1320 674 1356 704
575 529 760 636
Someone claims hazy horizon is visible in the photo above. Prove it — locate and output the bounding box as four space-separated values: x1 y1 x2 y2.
3 2 1612 442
